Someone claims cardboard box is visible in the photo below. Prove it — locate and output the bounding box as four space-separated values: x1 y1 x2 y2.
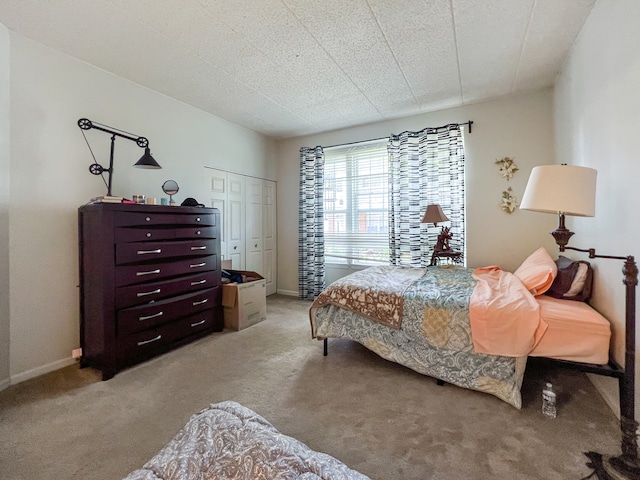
222 270 266 331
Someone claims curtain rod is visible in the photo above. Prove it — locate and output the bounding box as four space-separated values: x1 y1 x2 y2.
320 120 473 150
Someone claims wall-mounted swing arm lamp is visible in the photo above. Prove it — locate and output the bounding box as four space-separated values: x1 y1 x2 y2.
77 118 161 197
521 164 639 479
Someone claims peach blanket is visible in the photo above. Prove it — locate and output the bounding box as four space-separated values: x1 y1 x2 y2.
470 266 548 356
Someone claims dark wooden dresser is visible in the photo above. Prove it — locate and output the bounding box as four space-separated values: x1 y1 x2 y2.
78 203 223 380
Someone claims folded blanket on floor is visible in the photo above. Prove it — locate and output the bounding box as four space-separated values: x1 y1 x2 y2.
122 401 371 480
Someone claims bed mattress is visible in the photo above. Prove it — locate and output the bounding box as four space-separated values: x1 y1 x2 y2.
530 295 611 364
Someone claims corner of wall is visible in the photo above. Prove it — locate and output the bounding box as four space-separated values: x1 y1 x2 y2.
0 22 11 389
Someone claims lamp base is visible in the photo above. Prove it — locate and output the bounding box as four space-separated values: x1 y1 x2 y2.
551 213 574 251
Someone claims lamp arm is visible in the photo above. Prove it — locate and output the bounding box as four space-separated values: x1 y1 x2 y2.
77 118 149 148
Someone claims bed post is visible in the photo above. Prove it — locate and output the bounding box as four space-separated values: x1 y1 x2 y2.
560 248 639 479
605 255 639 479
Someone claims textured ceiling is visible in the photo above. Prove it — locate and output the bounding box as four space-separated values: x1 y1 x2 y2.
0 0 596 139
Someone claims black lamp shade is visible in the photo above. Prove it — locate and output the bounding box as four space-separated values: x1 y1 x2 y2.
134 148 162 169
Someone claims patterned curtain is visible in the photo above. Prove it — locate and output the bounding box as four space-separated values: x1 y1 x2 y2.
388 124 465 267
298 146 325 299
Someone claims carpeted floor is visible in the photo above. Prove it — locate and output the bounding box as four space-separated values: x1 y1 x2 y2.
0 295 623 479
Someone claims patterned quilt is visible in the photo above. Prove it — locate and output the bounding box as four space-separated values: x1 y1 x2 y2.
310 266 527 409
123 401 370 480
310 265 427 329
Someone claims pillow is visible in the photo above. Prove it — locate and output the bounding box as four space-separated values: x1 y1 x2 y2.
545 255 593 302
513 247 557 295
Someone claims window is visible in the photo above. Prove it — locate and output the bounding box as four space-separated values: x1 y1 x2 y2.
323 139 389 266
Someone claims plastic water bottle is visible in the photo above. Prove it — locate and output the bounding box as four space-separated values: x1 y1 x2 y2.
542 382 557 418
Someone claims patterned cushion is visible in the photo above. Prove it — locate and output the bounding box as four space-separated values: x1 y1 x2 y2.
545 256 593 302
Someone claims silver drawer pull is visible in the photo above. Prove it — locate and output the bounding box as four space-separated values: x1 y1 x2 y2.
190 319 206 327
192 298 208 306
137 288 161 297
137 335 161 346
137 248 162 255
190 246 207 251
139 311 163 321
195 230 202 235
136 269 161 276
190 262 206 268
145 216 151 222
191 279 207 286
196 217 201 222
146 232 152 238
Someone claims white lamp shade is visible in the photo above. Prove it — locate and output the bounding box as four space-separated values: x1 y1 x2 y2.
520 165 597 217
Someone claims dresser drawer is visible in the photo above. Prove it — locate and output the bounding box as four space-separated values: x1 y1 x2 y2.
115 271 219 309
114 211 216 228
175 226 218 240
117 288 217 336
115 254 218 287
118 309 216 357
115 239 217 265
115 226 218 243
115 227 176 243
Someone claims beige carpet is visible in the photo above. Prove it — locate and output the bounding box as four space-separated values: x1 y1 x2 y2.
0 295 622 479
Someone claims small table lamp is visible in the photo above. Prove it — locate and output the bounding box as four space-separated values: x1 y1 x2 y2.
422 204 460 265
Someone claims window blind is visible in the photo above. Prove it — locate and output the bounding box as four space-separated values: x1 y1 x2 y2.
323 139 389 265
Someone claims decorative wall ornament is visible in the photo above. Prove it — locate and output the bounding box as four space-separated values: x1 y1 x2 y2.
501 187 519 214
495 156 518 181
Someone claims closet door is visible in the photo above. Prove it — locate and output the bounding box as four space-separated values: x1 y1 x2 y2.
262 180 277 295
209 169 228 261
209 170 245 269
245 177 263 274
227 173 245 270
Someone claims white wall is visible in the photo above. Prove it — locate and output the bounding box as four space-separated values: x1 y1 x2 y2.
554 0 640 417
276 89 557 296
3 31 276 385
0 23 10 389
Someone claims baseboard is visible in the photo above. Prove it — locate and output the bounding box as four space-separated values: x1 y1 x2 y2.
10 357 76 386
587 373 620 419
276 289 299 297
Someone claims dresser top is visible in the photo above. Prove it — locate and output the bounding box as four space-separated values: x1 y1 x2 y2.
79 203 218 215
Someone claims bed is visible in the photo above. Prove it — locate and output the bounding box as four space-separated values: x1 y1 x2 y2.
123 400 370 480
309 247 611 409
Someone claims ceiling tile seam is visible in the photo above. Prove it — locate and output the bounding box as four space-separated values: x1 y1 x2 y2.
510 0 537 93
365 0 420 113
279 0 386 121
449 0 465 105
102 0 315 132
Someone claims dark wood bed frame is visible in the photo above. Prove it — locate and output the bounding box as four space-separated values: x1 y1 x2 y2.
543 247 638 479
321 248 638 478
